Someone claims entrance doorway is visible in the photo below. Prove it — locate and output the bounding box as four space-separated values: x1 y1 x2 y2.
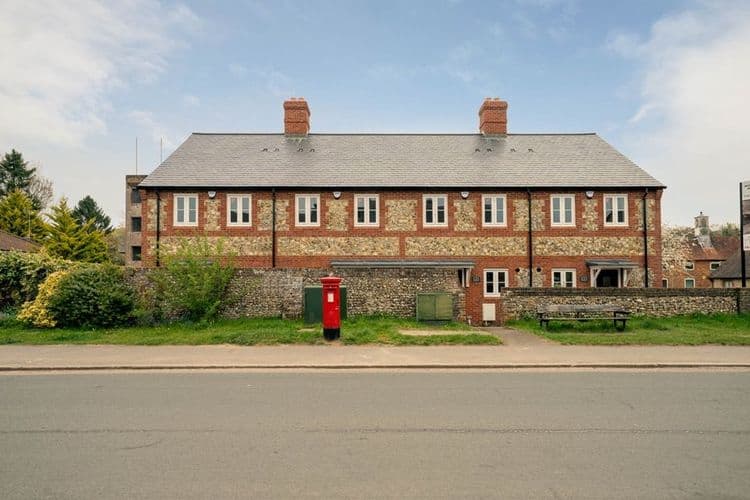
596 269 619 287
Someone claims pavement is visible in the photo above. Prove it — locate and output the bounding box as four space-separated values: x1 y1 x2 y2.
1 328 749 371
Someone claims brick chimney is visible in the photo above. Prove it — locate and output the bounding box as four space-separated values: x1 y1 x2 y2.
284 97 310 136
478 98 508 135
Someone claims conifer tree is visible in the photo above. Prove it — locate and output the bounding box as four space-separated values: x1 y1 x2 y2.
72 195 112 233
45 198 109 263
0 149 36 197
0 190 47 241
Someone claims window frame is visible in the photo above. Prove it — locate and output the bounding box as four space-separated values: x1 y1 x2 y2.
684 278 695 288
226 194 253 227
295 194 320 227
131 216 142 233
684 261 694 271
709 261 721 271
423 194 448 227
551 268 577 288
483 268 508 297
550 194 575 227
131 245 142 262
481 194 507 227
662 278 669 288
603 194 629 227
353 194 380 227
173 193 198 227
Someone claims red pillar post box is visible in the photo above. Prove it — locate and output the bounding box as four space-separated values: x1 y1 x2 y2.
320 276 342 340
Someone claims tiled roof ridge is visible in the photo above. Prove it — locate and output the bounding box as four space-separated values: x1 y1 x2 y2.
190 132 599 137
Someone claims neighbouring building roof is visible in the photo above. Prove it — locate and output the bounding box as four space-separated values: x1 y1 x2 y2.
709 251 749 279
689 234 739 261
139 133 665 189
0 229 40 252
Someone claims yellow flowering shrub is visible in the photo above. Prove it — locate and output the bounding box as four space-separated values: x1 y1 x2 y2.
17 270 70 328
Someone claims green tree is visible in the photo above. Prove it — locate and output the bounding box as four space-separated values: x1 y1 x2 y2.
0 189 47 241
45 198 109 263
72 195 112 233
0 149 36 198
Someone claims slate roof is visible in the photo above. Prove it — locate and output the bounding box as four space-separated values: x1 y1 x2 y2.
139 133 665 189
0 229 40 252
709 251 749 279
689 235 739 261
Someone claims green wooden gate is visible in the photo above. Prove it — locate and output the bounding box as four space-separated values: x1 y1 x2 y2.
415 293 453 321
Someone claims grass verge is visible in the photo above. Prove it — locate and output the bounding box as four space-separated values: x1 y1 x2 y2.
0 315 499 346
507 313 750 345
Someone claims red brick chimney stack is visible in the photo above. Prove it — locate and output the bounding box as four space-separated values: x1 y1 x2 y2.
478 98 508 135
283 97 311 135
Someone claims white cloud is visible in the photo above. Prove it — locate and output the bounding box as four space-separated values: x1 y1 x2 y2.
0 0 200 147
611 1 750 225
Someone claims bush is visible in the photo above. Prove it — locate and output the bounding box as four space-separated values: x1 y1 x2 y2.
149 239 235 322
46 265 136 328
17 270 69 328
0 251 74 308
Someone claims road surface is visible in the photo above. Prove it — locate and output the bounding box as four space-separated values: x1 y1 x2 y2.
1 370 749 499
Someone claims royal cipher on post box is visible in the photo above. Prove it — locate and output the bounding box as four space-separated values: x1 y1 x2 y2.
320 276 342 340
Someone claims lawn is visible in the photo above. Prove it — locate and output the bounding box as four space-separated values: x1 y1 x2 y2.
0 315 500 346
508 313 750 345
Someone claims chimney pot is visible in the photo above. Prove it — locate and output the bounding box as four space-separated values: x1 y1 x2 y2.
478 97 508 135
284 97 310 135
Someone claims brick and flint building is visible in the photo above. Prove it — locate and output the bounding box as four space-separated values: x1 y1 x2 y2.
125 97 665 323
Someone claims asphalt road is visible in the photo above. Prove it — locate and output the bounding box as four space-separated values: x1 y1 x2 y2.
1 370 749 499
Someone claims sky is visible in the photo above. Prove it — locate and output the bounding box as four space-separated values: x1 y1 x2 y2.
1 0 749 227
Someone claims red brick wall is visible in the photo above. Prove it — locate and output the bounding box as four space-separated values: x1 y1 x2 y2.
137 187 663 324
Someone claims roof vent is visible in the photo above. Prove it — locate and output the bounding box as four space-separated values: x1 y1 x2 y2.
298 147 303 152
527 148 534 153
309 148 315 152
510 148 516 152
261 147 268 152
486 148 492 152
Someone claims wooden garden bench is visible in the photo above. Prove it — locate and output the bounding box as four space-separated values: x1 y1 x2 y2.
537 304 630 331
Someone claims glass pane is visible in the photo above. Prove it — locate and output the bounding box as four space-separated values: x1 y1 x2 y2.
189 197 196 211
177 208 184 223
189 208 196 223
437 197 445 223
177 197 184 211
242 197 250 223
485 272 494 294
496 197 504 223
553 273 561 287
552 197 560 223
425 198 433 223
230 198 238 223
368 198 377 223
498 272 506 288
310 197 318 223
298 197 306 223
566 272 574 287
484 198 492 223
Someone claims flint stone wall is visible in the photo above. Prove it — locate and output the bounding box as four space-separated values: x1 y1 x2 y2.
221 267 464 319
501 288 743 320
